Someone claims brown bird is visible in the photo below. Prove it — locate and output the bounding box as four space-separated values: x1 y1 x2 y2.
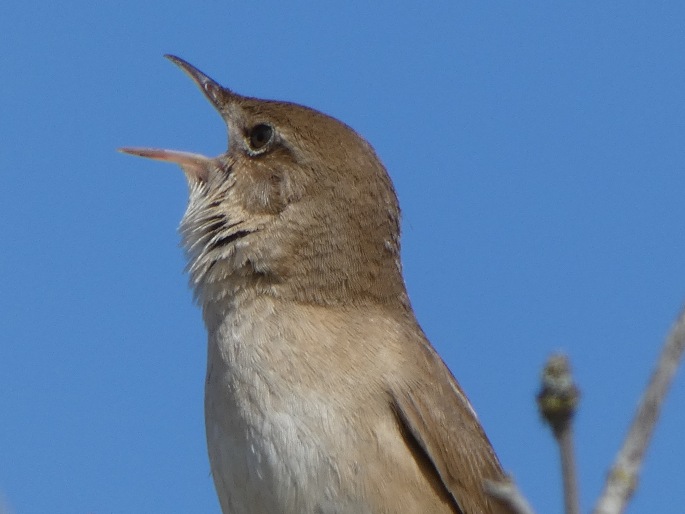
121 55 513 514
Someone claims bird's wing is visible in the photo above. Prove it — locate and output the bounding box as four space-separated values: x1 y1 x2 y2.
390 336 514 514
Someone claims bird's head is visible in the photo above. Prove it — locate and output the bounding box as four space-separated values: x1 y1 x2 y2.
121 56 408 310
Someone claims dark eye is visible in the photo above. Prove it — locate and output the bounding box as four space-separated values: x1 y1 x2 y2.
248 123 274 151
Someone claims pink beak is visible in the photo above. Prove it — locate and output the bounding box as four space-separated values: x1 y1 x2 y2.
118 147 212 182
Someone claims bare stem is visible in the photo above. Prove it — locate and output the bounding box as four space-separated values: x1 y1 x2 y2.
485 479 537 514
558 424 580 514
537 354 581 514
592 306 685 514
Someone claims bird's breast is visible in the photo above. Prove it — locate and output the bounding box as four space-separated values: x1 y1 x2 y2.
202 294 457 514
204 295 377 513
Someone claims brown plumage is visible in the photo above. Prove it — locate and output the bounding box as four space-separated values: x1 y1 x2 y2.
121 55 514 514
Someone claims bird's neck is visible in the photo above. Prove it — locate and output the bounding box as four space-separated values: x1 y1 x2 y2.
194 259 412 334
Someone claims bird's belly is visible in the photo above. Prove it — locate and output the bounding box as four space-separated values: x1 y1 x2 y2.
204 336 371 513
205 406 364 513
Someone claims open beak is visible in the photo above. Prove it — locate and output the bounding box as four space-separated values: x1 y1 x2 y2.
118 147 212 182
118 55 232 182
163 54 232 112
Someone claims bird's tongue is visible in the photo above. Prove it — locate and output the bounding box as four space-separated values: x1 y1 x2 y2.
119 147 212 182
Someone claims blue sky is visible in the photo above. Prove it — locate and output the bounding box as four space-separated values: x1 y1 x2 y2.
2 2 684 513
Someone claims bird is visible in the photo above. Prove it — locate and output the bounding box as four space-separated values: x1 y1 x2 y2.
120 55 514 514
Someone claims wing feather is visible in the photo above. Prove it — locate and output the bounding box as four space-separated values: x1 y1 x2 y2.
391 336 514 514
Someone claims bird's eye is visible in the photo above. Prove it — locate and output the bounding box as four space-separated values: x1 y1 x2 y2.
248 123 274 152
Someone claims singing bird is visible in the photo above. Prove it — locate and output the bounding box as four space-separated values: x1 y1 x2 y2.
121 55 513 514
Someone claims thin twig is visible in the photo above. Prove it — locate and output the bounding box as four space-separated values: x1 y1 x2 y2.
558 424 580 514
592 306 685 514
537 354 581 514
485 479 537 514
